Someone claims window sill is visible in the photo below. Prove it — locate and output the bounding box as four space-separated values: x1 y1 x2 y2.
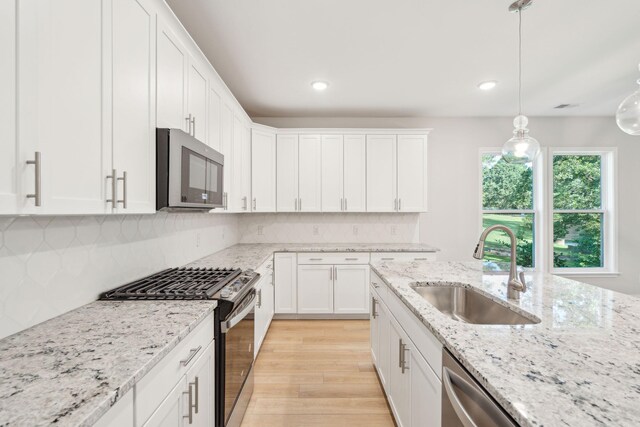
552 271 621 278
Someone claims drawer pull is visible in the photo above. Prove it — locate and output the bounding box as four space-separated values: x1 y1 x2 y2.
381 257 395 261
371 281 379 288
345 258 359 261
180 345 202 367
414 258 429 261
309 258 323 261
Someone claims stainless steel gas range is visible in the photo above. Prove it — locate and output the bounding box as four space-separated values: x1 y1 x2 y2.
100 266 260 427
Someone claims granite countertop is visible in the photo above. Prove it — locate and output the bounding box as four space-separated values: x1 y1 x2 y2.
370 260 640 427
186 242 439 271
0 300 216 426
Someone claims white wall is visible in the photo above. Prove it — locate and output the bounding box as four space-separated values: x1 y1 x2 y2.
239 213 420 243
254 116 640 295
0 213 239 339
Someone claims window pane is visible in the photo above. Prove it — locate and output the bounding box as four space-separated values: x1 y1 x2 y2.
482 154 533 210
553 213 603 268
482 214 534 269
553 155 601 209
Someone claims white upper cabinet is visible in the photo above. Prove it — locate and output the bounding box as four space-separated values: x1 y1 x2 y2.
208 85 222 152
220 103 234 210
321 135 344 212
156 19 187 131
251 129 276 212
17 0 108 215
187 59 208 142
276 135 299 212
397 135 428 212
367 135 397 212
343 135 366 212
111 0 156 214
298 135 322 212
231 116 251 212
0 1 17 214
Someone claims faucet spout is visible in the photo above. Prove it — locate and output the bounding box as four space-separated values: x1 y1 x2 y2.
473 225 527 300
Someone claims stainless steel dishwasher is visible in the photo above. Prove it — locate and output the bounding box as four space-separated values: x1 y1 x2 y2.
442 349 518 427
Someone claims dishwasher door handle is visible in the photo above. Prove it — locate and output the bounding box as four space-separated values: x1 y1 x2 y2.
443 367 515 427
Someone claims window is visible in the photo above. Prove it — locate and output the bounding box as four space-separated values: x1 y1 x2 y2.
550 150 616 274
481 153 536 270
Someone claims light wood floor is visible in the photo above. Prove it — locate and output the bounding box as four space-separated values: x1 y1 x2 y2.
241 320 395 427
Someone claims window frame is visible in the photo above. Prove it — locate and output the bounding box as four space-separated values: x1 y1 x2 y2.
478 148 545 271
547 148 618 276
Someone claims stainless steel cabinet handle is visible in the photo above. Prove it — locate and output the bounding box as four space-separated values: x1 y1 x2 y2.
257 289 262 308
371 297 378 318
371 281 379 288
194 376 199 414
106 168 117 207
185 114 192 134
398 339 403 368
399 198 402 211
414 257 428 261
253 197 257 210
345 198 348 211
394 198 398 211
242 196 247 210
191 116 196 136
223 192 228 210
401 341 409 374
183 382 194 424
329 267 333 281
345 258 358 261
299 198 302 211
117 171 127 209
334 266 338 280
309 258 323 261
294 198 297 211
180 345 202 366
340 198 344 211
26 152 42 206
381 257 395 261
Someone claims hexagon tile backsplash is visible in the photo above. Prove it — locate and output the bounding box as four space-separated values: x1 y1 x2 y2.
0 213 239 339
239 213 420 243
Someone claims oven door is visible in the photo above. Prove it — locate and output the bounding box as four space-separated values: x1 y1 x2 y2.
221 291 255 427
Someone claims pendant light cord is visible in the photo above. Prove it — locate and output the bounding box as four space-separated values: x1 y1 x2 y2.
518 7 523 116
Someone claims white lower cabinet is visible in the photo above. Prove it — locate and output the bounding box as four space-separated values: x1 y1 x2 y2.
274 253 297 314
142 377 187 427
94 390 134 427
371 273 442 427
297 264 334 314
334 265 370 314
255 259 275 357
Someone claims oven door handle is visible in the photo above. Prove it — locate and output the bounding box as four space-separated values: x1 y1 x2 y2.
221 291 256 333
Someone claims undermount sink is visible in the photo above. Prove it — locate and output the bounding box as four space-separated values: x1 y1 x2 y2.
410 284 540 325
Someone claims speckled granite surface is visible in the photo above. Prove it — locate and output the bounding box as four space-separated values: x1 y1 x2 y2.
370 260 640 427
0 300 216 426
186 243 439 271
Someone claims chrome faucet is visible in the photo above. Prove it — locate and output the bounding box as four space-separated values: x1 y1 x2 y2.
473 225 527 300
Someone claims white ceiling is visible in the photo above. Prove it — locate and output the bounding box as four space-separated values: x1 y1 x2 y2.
166 0 640 118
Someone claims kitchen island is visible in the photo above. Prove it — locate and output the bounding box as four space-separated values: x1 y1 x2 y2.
371 260 640 427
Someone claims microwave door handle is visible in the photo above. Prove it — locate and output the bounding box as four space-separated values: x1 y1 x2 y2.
221 292 257 332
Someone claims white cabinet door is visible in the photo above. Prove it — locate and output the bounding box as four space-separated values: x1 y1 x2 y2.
186 342 214 427
377 298 391 390
156 19 187 131
410 348 441 427
334 265 369 314
397 135 428 212
242 124 252 210
321 135 343 212
298 135 322 212
276 135 298 212
251 129 276 212
254 279 267 357
297 265 333 314
220 103 233 210
111 0 156 214
366 135 397 212
18 0 108 215
388 316 411 427
343 135 366 212
0 0 17 214
370 289 380 366
142 377 187 427
231 118 251 212
208 85 222 151
187 59 208 143
274 253 297 314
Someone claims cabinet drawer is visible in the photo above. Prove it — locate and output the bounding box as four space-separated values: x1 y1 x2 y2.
136 312 214 426
298 252 370 265
371 252 437 263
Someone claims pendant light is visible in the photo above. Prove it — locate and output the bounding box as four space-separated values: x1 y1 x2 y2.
616 64 640 136
502 0 540 164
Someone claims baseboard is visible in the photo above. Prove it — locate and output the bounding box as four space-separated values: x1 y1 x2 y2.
273 313 370 320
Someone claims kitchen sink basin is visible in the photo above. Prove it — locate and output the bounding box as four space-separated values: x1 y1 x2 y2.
410 284 540 325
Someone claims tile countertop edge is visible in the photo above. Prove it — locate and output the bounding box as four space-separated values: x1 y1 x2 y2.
77 303 216 427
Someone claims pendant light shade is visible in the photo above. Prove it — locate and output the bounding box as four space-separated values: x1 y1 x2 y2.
616 66 640 136
502 0 540 164
502 115 540 164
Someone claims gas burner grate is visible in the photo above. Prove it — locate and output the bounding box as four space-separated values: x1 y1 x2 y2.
100 267 242 300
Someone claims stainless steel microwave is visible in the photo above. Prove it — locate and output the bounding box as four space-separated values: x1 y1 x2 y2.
156 128 224 211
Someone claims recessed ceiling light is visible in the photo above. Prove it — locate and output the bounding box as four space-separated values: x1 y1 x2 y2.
477 80 498 91
311 81 329 91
